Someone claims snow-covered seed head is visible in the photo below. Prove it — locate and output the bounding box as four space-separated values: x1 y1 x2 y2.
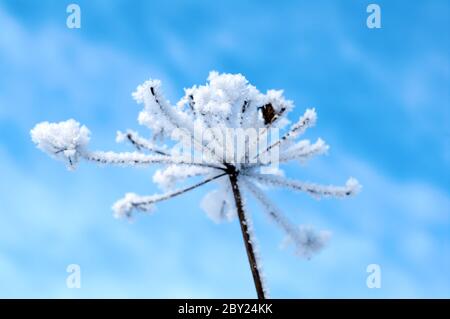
30 71 361 270
200 188 235 223
30 119 90 170
345 177 362 195
284 225 331 259
112 193 155 219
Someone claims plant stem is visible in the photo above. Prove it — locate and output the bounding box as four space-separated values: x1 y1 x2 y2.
228 172 266 299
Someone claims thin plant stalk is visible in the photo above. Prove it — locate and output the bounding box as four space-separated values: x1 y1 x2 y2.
228 170 266 299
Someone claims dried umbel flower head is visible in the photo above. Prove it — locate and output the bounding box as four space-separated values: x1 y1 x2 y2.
31 71 360 298
30 119 90 170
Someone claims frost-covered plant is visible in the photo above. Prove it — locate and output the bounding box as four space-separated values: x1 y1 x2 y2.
31 71 360 298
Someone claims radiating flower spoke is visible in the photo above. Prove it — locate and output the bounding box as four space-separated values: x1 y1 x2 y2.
245 173 361 199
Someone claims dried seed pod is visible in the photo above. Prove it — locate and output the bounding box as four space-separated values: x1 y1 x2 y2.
260 103 276 125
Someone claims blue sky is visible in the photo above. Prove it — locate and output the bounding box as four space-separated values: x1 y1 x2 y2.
0 0 449 298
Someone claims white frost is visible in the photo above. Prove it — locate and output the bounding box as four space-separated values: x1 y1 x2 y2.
112 193 156 219
200 188 235 223
153 165 210 190
30 119 90 169
285 225 331 259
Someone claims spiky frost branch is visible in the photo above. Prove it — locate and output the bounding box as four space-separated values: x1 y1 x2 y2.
242 178 330 259
113 172 227 218
81 150 225 170
279 138 329 163
136 81 223 163
153 165 213 190
255 108 317 160
245 173 361 198
117 130 169 155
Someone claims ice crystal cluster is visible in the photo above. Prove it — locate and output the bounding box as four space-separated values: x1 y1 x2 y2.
31 71 360 296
